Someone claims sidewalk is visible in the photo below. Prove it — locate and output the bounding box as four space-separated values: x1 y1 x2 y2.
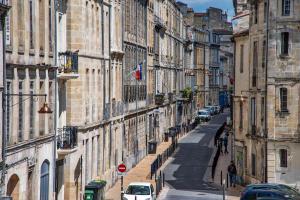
208 130 244 200
105 131 189 200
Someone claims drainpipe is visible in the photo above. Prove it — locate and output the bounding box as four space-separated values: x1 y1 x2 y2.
53 0 58 198
121 0 125 162
264 0 270 183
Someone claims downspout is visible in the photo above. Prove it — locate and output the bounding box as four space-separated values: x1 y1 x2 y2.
145 1 148 156
203 43 206 107
53 0 58 198
101 0 105 119
135 0 138 163
232 37 236 162
264 0 270 183
1 7 9 198
121 0 125 162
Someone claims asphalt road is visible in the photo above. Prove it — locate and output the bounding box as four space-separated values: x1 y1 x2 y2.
158 111 229 200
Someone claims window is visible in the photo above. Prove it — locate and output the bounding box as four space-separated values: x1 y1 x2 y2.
281 32 289 55
251 153 256 176
253 3 258 24
18 0 24 49
262 40 266 68
40 160 50 200
279 149 288 168
240 44 244 73
282 0 291 16
251 97 256 126
6 82 12 144
29 0 34 49
261 97 265 124
49 0 52 51
264 2 267 22
18 81 24 142
39 0 45 51
30 81 35 139
239 101 243 129
252 41 258 87
280 88 288 112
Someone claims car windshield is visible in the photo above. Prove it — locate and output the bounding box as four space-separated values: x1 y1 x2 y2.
278 185 300 196
126 185 150 195
198 111 207 115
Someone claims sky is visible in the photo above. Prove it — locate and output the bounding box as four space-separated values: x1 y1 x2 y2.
178 0 234 20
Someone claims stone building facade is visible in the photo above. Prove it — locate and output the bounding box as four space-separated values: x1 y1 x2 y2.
55 0 124 199
266 0 300 187
233 0 300 188
3 0 57 199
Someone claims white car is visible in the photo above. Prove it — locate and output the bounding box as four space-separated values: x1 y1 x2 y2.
197 109 211 122
122 182 156 200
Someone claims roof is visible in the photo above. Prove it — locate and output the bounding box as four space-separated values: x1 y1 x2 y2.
194 12 206 17
128 182 152 186
213 29 233 35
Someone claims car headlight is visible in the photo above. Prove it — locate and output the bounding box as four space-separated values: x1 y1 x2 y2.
122 197 128 200
145 198 151 200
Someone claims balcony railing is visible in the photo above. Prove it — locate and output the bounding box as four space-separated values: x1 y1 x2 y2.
155 94 165 106
58 51 79 80
168 92 174 103
57 126 78 150
112 101 123 117
154 15 166 31
104 103 111 120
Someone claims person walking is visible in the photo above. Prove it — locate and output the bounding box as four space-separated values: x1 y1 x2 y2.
218 137 224 155
223 134 228 154
228 161 237 187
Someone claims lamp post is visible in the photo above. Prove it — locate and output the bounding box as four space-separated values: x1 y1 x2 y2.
1 93 52 197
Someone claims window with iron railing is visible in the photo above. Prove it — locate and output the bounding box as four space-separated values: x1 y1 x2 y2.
57 126 78 149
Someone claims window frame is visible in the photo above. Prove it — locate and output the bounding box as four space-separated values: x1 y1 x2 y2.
282 0 291 16
281 32 289 56
280 87 288 112
279 149 288 168
240 44 244 73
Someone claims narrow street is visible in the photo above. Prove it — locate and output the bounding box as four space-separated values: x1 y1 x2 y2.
158 111 229 200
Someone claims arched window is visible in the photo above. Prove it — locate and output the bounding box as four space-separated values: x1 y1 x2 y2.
40 160 50 200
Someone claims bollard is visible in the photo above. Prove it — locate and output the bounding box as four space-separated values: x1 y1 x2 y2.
163 173 165 187
226 173 229 188
221 171 223 185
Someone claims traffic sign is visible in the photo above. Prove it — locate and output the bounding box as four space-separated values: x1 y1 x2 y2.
118 164 126 173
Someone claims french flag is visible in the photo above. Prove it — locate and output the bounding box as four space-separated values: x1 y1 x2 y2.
135 63 142 81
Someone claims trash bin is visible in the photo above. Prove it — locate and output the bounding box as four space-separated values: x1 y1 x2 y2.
85 180 106 200
148 141 157 154
164 132 169 142
84 190 94 200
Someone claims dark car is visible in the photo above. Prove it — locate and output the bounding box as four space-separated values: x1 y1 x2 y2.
241 189 295 200
242 184 300 200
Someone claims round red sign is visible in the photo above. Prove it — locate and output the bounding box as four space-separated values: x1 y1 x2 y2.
118 164 126 173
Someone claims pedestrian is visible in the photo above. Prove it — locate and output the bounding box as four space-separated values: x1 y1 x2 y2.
223 134 228 154
218 137 223 155
228 161 237 187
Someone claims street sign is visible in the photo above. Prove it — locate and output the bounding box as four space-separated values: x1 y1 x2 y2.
118 164 126 173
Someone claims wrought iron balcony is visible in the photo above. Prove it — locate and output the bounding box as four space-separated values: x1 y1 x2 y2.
112 101 123 117
154 15 166 32
57 126 78 157
104 103 111 120
58 51 80 80
155 93 165 106
168 92 174 103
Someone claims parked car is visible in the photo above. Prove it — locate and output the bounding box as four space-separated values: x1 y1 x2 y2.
197 109 211 122
204 106 215 115
241 184 300 200
241 189 295 200
122 182 156 200
213 105 221 113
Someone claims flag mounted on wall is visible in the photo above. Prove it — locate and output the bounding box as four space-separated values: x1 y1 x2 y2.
135 63 143 81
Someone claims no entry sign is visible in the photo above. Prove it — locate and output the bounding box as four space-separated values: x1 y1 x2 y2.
118 164 126 173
